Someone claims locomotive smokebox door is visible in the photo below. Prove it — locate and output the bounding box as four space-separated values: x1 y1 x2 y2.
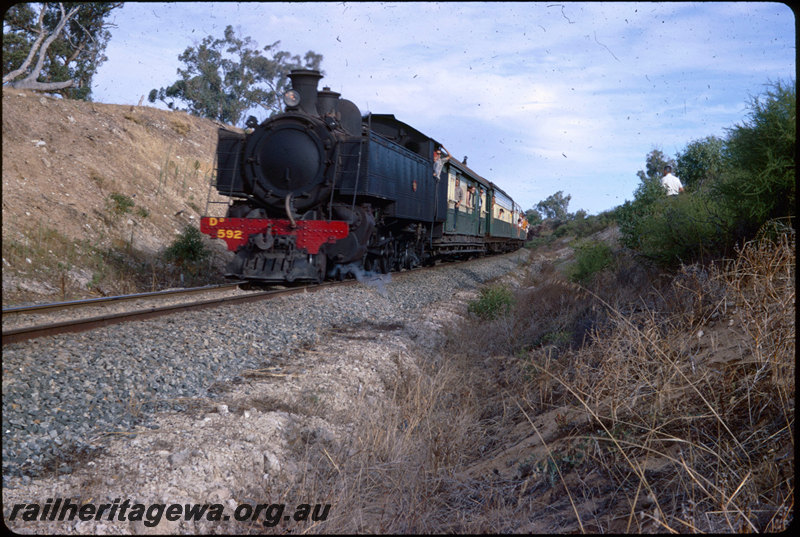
241 119 332 212
252 125 322 190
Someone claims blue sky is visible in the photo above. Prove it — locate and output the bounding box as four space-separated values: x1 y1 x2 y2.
91 2 795 215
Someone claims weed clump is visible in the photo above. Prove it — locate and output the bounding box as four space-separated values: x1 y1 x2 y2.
169 118 191 136
568 240 614 284
467 284 515 320
107 192 135 215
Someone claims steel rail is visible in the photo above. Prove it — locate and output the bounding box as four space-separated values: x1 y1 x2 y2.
2 282 246 316
2 280 359 346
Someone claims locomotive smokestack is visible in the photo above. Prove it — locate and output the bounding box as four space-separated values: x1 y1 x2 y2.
288 69 323 115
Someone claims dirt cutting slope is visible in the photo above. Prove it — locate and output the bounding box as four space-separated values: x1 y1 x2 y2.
2 90 232 304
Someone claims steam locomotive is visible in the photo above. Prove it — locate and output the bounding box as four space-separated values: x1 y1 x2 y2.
200 69 525 284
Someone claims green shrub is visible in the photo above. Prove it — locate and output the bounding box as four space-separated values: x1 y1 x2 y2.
568 240 614 283
540 330 573 347
552 223 570 238
468 284 515 320
619 80 795 267
555 210 615 240
618 187 733 267
676 136 725 190
525 234 555 250
617 176 667 247
715 79 795 240
164 225 209 268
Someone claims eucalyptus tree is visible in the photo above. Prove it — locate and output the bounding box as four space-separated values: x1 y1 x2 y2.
536 191 572 221
149 25 322 126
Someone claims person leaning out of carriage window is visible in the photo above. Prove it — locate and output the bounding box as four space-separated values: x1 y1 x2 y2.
475 187 484 232
661 165 684 195
450 177 464 231
467 185 476 212
453 177 464 211
433 145 451 179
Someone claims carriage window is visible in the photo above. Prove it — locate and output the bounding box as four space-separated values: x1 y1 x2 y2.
447 168 456 201
495 204 512 221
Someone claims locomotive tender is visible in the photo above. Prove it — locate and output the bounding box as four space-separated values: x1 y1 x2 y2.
200 69 525 284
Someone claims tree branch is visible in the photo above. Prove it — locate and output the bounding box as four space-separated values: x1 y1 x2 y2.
2 7 47 84
11 3 81 88
65 41 86 65
23 4 81 83
9 79 74 91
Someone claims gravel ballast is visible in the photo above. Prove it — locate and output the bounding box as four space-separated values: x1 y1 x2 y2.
2 250 528 485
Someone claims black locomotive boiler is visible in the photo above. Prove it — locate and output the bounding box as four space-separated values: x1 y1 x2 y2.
200 69 525 284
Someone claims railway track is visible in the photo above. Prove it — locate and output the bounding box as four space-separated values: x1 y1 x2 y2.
2 279 361 345
1 253 504 346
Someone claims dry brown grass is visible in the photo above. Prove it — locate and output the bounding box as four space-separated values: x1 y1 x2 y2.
522 231 795 532
253 230 794 533
2 91 230 305
268 352 490 533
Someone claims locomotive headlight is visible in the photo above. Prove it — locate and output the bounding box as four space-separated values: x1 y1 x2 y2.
283 89 301 108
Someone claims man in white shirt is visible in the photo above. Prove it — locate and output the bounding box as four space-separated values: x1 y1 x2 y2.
661 165 684 195
433 146 451 180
